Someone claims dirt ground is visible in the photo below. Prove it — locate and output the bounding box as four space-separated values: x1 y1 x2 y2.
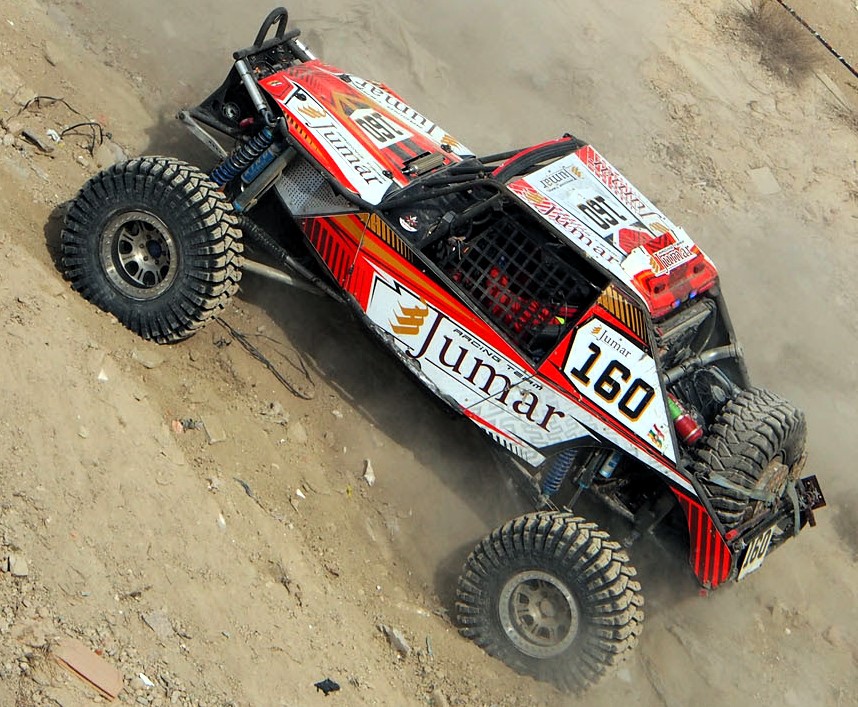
0 0 856 705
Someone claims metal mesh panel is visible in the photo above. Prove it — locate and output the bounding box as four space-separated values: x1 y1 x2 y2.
436 213 597 356
275 158 354 215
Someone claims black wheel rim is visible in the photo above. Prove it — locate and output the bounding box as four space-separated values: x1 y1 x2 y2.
499 570 579 658
100 210 179 300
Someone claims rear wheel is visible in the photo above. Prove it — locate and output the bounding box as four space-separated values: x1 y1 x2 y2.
693 387 807 528
456 512 644 692
61 157 242 343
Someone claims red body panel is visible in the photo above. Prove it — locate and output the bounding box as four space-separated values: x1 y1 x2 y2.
673 489 733 588
260 61 464 203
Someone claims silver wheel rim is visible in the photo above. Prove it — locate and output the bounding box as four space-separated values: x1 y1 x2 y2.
499 570 579 658
100 210 179 300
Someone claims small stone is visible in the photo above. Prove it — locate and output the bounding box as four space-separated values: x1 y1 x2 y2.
822 625 845 648
286 420 308 445
217 513 227 530
748 166 781 196
94 143 117 169
430 689 450 707
141 610 174 640
132 349 164 370
8 553 29 577
331 409 343 419
78 426 90 439
2 119 23 136
379 624 411 656
43 40 63 67
13 85 37 107
97 369 109 382
21 129 53 153
202 416 227 445
0 65 24 98
362 459 376 487
263 400 285 418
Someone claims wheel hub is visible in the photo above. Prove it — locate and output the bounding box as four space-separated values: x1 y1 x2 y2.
498 570 579 658
100 210 178 300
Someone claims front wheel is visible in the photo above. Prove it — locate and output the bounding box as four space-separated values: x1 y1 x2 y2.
456 512 644 693
61 157 243 343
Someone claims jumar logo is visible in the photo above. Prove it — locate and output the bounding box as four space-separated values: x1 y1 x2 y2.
390 301 430 336
297 106 328 120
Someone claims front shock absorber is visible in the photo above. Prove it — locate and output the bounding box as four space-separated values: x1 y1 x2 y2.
210 126 275 187
541 448 579 498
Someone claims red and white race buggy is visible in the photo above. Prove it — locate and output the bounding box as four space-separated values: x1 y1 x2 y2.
61 8 826 692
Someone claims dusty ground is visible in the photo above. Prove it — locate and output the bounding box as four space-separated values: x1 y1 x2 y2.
0 0 856 705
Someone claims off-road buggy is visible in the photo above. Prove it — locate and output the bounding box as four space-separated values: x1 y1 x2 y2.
60 8 826 692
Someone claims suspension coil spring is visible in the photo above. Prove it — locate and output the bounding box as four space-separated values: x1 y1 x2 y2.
210 126 275 186
540 448 579 498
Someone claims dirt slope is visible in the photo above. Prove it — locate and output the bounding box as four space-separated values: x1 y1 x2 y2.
1 0 857 705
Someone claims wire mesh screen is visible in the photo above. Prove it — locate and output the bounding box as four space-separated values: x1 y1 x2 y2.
437 212 597 357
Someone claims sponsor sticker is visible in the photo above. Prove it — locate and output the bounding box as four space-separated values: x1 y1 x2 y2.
563 318 674 461
345 75 474 156
648 243 695 274
282 88 392 204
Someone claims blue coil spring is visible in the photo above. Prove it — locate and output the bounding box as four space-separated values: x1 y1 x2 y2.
541 448 578 497
210 126 275 186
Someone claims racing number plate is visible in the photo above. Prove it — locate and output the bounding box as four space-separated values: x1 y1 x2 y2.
737 525 775 580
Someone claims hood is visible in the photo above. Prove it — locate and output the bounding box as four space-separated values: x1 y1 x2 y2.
507 145 718 317
259 60 473 205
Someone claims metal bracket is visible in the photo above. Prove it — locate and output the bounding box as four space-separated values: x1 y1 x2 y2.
177 110 228 159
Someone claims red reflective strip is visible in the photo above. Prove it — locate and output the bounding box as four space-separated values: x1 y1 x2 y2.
693 506 704 577
703 521 714 584
712 528 722 587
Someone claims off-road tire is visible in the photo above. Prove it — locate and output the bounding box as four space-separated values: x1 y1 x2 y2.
456 512 644 693
693 387 806 529
61 157 242 343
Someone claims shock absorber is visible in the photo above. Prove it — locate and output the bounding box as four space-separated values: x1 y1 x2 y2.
540 448 579 498
210 126 275 187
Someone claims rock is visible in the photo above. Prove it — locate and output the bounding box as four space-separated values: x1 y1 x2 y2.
94 142 120 169
331 409 343 419
43 41 63 67
13 84 37 107
0 65 24 98
748 166 781 195
2 119 24 136
109 141 128 163
1 133 15 148
430 688 450 707
286 420 308 445
21 129 53 154
132 348 164 370
822 625 845 648
362 459 376 487
263 400 285 417
202 416 227 444
379 624 411 656
141 610 174 641
78 426 89 439
7 553 29 577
